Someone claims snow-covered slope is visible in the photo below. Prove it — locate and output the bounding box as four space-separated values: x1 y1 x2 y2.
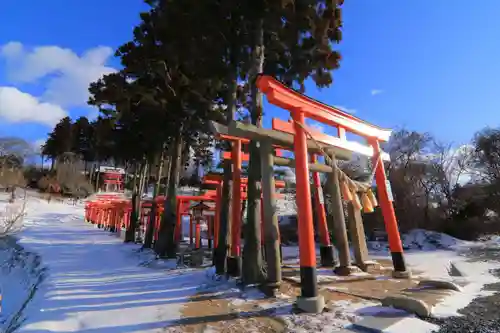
368 229 464 252
6 198 208 333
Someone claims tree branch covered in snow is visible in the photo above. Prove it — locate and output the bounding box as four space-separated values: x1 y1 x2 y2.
363 127 500 239
0 192 26 237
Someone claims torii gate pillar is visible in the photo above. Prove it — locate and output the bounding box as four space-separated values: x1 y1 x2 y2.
371 140 409 277
256 74 410 313
292 111 325 312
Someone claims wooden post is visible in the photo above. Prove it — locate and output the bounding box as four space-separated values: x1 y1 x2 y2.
174 201 183 243
260 140 282 295
346 202 369 270
195 218 201 249
189 214 193 245
207 215 213 249
108 208 115 232
260 200 265 247
179 202 184 241
155 207 161 242
326 153 353 276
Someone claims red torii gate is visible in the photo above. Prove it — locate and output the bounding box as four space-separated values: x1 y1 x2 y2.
153 192 218 244
271 118 334 266
203 172 285 267
256 74 408 312
209 133 285 274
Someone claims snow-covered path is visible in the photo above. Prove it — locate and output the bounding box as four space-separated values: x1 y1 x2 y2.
16 199 206 333
7 195 500 333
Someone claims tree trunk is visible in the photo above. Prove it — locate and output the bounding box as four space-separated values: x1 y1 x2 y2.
181 142 191 181
260 140 281 291
126 191 138 241
89 163 94 185
139 161 150 242
131 163 139 193
10 186 16 203
138 161 149 202
155 132 183 258
94 162 101 192
241 200 247 225
215 159 232 274
125 162 144 243
424 196 430 228
137 161 150 239
242 18 266 285
144 149 166 249
163 156 172 196
156 149 166 195
214 68 238 275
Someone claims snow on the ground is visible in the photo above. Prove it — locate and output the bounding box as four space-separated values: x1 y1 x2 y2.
276 194 297 223
3 192 500 332
281 227 500 319
401 229 463 250
0 193 42 332
0 235 44 332
274 299 379 333
370 229 500 318
394 250 500 318
367 228 465 252
197 270 381 333
6 195 209 333
213 281 437 333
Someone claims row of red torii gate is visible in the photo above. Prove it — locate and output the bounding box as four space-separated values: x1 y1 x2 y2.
85 74 409 314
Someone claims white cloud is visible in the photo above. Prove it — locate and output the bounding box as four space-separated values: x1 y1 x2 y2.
443 144 479 186
0 41 116 108
370 89 384 96
414 144 480 187
334 105 356 114
309 123 325 133
0 87 67 126
33 138 46 153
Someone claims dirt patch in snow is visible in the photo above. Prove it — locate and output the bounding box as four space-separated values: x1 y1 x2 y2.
166 270 388 332
164 260 399 331
164 257 459 331
164 288 287 332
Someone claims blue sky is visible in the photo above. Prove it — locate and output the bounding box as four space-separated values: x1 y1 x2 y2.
0 1 499 151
